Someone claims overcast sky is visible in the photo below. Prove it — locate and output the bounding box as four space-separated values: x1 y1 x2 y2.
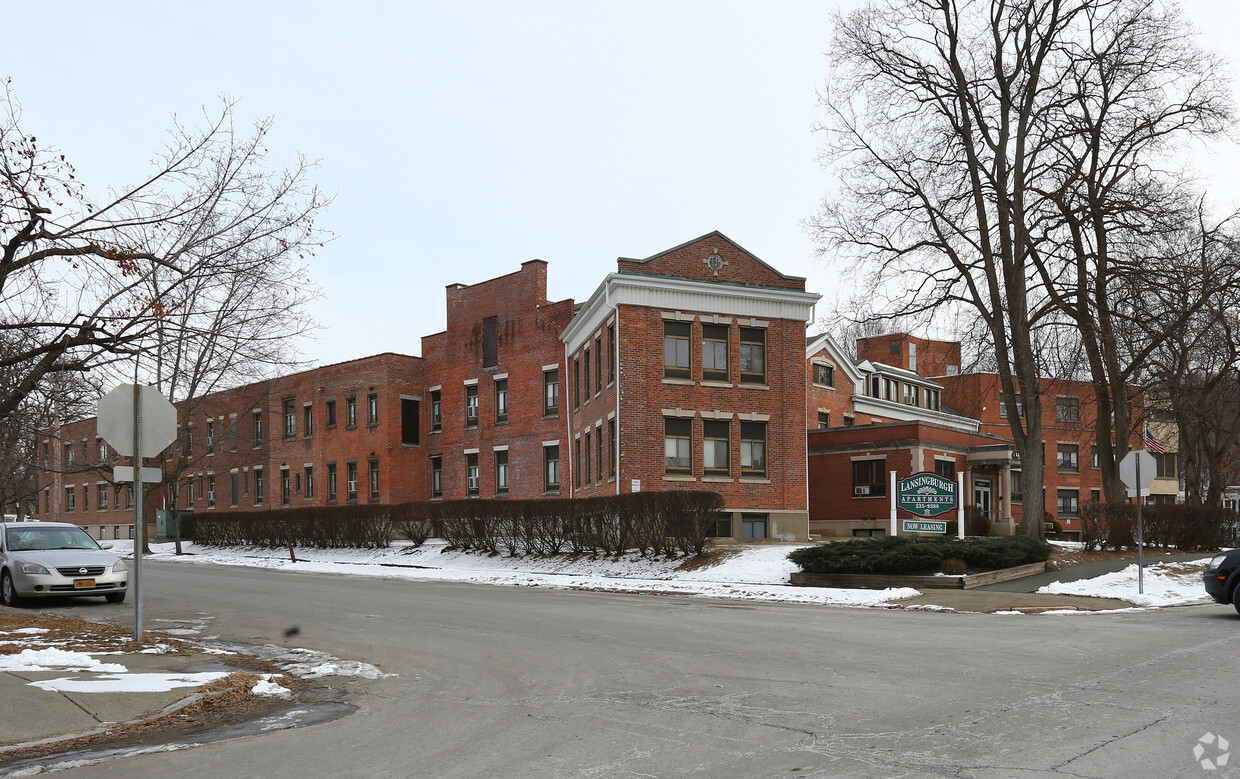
7 1 1240 367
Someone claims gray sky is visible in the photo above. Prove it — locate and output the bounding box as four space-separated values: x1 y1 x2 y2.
7 1 1240 366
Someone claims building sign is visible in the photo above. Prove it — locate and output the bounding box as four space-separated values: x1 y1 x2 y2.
897 472 957 517
902 519 948 534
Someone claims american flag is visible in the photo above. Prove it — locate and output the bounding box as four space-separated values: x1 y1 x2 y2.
1144 428 1166 454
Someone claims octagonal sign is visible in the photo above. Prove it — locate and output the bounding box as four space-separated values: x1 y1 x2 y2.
97 384 177 459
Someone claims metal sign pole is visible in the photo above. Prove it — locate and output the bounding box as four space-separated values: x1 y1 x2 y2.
132 385 144 643
1136 454 1144 596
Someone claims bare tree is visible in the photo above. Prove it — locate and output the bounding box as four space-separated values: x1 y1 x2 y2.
0 79 330 424
810 0 1233 532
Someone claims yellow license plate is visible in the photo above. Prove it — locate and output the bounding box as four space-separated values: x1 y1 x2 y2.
73 579 95 588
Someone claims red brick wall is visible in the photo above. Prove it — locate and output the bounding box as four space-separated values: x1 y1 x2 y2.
617 232 806 291
807 346 854 429
421 261 575 501
608 304 808 512
856 333 961 378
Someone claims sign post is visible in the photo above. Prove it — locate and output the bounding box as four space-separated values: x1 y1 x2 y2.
97 384 177 642
1119 449 1157 595
889 471 897 536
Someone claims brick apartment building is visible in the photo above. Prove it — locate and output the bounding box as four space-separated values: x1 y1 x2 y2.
33 231 820 542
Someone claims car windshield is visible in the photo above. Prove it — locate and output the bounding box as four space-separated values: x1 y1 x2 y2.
6 527 102 552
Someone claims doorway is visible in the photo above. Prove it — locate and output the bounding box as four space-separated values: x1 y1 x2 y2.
974 479 992 518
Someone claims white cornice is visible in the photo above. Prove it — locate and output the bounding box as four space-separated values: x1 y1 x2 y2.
563 273 820 352
853 395 980 433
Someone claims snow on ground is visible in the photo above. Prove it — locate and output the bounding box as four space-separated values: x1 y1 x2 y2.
1037 558 1213 607
0 648 127 674
28 672 229 693
109 539 916 608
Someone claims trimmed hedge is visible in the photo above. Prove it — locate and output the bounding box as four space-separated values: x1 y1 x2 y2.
191 490 726 558
787 535 1051 576
1077 502 1239 552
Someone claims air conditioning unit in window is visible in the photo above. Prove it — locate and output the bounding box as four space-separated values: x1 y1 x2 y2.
854 486 871 496
904 395 917 405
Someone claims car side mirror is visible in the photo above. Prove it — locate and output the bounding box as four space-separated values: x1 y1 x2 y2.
100 543 114 550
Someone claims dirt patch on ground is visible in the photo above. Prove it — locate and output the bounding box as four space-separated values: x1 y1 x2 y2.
675 547 740 572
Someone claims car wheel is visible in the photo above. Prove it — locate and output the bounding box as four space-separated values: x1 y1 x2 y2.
1233 583 1240 616
105 591 126 604
1 570 22 608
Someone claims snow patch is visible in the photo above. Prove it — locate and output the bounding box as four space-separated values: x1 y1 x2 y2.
27 671 229 693
1037 559 1212 607
0 648 127 673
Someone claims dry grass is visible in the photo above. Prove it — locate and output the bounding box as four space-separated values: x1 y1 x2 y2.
0 611 194 655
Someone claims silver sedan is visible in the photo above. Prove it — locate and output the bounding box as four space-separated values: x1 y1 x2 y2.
1 521 128 606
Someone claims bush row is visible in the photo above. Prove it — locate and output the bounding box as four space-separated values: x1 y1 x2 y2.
191 491 726 558
1075 502 1240 552
787 535 1051 576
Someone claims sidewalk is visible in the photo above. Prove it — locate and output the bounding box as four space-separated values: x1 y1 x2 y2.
894 589 1134 612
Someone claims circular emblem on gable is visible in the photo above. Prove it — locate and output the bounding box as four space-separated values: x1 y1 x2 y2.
706 253 724 271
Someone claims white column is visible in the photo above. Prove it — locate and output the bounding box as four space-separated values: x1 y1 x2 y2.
889 470 897 536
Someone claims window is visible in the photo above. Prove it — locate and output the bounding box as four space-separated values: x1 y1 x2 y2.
608 419 616 478
905 385 921 406
43 441 49 467
1090 488 1101 503
327 463 337 503
189 479 198 504
934 459 955 479
254 411 264 446
97 439 108 461
495 379 508 423
284 398 296 438
813 364 834 387
925 389 941 411
483 315 499 368
430 390 442 431
574 358 581 408
465 385 478 427
255 469 264 505
495 450 509 495
999 399 1024 418
305 466 314 499
740 422 767 477
1091 444 1100 469
663 322 691 380
346 395 357 428
82 486 88 511
206 420 215 453
1011 469 1023 502
607 324 616 385
304 405 314 437
369 460 380 501
583 349 591 398
401 398 420 445
1155 452 1177 478
703 420 730 476
852 459 887 497
844 414 856 428
281 469 291 506
207 476 216 508
230 473 239 506
65 487 75 511
583 432 591 484
1057 444 1079 472
1058 489 1080 517
229 417 238 450
574 438 581 488
184 428 194 458
431 457 443 498
664 418 691 475
466 454 479 496
368 393 378 426
1056 397 1080 423
326 399 337 429
741 513 768 539
347 461 358 502
596 428 603 483
544 445 560 492
817 411 830 430
66 443 75 465
97 484 108 510
739 328 766 384
595 336 602 392
543 370 559 417
702 324 729 382
125 485 132 507
883 378 899 402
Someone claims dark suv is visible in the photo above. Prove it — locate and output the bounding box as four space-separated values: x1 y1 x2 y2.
1204 549 1240 614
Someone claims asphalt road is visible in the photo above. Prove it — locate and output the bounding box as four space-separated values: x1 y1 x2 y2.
46 560 1240 778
